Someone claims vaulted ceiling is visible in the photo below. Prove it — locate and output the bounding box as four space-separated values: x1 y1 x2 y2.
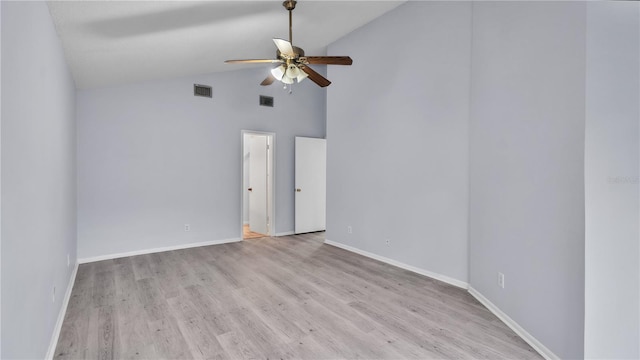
47 1 404 89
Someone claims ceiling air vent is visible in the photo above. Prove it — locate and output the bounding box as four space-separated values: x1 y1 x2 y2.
259 95 274 107
194 84 212 98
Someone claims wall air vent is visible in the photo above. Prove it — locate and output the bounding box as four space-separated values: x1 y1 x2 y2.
194 84 212 98
259 95 274 107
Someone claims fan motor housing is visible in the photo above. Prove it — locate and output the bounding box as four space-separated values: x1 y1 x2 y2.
276 46 305 60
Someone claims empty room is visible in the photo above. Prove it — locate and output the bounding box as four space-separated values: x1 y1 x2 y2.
1 1 638 359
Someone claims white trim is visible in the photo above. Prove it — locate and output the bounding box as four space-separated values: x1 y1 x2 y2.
78 238 241 264
468 286 558 360
275 231 295 237
46 262 79 360
324 239 468 289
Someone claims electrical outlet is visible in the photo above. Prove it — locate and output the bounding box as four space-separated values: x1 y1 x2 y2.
184 224 191 232
52 286 56 303
498 272 505 289
347 226 352 234
67 254 70 267
385 239 390 245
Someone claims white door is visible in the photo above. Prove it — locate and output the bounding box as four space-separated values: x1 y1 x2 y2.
249 135 268 235
295 137 326 234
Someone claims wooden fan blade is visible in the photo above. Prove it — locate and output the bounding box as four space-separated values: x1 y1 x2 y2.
260 74 277 86
273 38 295 57
225 59 283 64
304 56 353 65
300 66 331 87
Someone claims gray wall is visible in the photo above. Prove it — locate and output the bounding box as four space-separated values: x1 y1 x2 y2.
326 2 471 283
77 68 326 259
1 2 77 358
0 2 3 355
468 3 586 359
328 2 592 359
585 2 640 358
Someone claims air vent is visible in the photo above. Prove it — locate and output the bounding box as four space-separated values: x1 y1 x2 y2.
259 95 274 107
194 84 212 98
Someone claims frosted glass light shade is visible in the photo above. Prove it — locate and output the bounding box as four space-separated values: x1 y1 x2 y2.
270 65 286 80
281 75 294 84
296 70 308 83
287 64 300 78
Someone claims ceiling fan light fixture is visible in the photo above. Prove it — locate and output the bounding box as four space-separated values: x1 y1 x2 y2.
225 1 352 88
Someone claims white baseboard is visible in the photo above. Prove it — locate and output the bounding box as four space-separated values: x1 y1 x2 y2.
78 238 242 264
275 231 295 237
323 239 468 289
468 286 558 360
46 262 79 360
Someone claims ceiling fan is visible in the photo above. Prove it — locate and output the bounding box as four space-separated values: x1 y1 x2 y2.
225 0 352 88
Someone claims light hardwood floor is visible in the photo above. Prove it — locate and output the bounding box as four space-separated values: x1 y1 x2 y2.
55 232 542 359
243 224 267 240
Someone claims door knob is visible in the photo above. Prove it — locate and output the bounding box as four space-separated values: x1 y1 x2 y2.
248 188 253 192
296 188 301 192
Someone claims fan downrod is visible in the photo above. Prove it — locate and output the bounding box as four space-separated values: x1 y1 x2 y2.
283 0 297 44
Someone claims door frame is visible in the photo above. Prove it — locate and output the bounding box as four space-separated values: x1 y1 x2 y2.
241 130 276 239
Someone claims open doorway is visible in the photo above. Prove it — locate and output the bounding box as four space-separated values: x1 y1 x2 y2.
242 131 275 239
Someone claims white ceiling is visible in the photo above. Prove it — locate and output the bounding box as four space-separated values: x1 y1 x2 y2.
47 1 405 89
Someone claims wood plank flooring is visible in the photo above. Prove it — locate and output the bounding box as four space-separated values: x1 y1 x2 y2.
55 233 542 359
